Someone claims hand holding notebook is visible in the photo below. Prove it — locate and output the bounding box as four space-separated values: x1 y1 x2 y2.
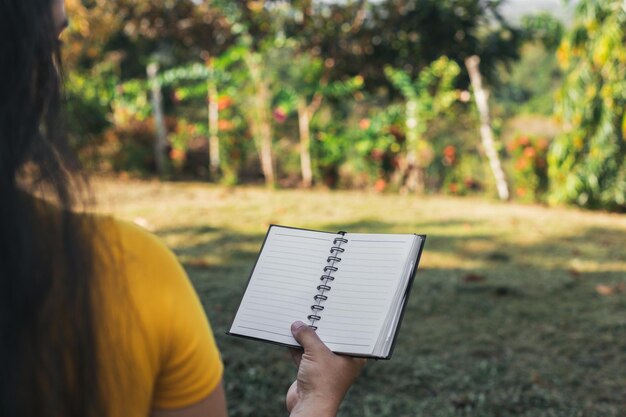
228 225 426 359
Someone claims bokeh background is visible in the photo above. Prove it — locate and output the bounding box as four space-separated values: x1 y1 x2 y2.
63 0 626 415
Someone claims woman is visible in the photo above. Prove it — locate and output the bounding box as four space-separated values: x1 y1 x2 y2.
0 1 365 416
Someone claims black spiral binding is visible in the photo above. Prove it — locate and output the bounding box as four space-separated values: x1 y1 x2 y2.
308 231 348 330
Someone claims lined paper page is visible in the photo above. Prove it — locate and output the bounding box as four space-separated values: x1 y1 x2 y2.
230 226 335 346
316 233 416 355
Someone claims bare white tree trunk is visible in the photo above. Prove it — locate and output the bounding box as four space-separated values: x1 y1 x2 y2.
394 99 424 193
297 98 313 188
244 54 276 187
350 0 368 32
465 55 510 201
147 63 168 176
257 80 275 187
207 80 220 179
404 99 423 193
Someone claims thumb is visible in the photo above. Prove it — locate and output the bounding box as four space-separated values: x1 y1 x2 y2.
291 321 328 354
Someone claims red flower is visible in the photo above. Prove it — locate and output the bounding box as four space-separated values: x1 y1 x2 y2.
273 108 288 123
359 118 371 130
518 135 530 146
170 149 185 162
523 146 536 158
443 145 456 158
516 158 529 170
217 96 234 111
443 145 457 165
374 178 387 193
218 119 235 131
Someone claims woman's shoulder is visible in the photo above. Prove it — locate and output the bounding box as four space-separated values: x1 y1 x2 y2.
92 215 224 411
93 215 191 293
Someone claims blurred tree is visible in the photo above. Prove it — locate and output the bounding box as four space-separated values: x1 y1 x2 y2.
493 12 564 117
64 0 234 77
385 57 460 193
63 0 122 69
275 53 364 187
549 0 626 210
62 0 529 189
295 0 521 91
521 12 564 51
241 39 277 187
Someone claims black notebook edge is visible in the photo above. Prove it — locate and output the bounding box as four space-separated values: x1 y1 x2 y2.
225 225 427 360
378 234 427 360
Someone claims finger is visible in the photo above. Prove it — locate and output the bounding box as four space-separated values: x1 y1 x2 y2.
291 321 329 354
289 347 303 366
285 380 299 412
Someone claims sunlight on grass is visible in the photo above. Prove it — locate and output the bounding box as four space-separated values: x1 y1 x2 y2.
95 179 626 417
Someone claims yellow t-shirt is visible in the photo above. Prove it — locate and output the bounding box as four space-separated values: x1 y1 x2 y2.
92 217 224 415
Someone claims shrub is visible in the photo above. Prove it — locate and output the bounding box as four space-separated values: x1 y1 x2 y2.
507 135 550 202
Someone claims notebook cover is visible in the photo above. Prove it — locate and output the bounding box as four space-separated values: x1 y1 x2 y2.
378 234 427 360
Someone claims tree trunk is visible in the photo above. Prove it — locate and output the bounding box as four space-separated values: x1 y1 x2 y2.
350 0 368 33
297 98 314 188
207 80 220 179
147 63 168 176
257 80 275 187
245 54 276 187
465 55 510 201
397 99 424 193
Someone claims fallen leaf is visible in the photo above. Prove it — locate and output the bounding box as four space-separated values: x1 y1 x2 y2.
451 395 474 409
462 273 486 283
531 371 542 385
568 268 581 277
186 259 211 268
596 283 625 296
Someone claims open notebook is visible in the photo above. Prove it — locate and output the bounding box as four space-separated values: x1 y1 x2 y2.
227 225 426 359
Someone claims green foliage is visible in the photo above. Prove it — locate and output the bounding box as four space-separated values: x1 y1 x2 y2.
384 57 460 174
340 105 404 186
385 57 460 109
113 79 151 123
494 43 561 117
65 67 116 151
549 0 626 210
425 109 486 195
521 12 564 51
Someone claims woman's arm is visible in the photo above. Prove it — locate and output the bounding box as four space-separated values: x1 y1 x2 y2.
151 382 228 417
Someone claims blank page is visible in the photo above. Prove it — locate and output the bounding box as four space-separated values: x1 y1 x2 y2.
229 226 335 346
315 233 416 355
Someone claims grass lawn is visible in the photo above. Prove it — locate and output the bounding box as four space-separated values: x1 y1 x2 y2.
95 179 626 417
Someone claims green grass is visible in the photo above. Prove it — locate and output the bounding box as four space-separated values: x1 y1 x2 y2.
95 179 626 417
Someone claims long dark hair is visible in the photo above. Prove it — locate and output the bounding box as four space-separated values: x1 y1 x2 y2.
0 1 104 416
